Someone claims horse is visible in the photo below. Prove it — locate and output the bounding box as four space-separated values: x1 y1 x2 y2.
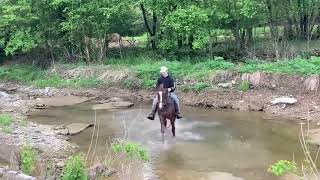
156 86 177 138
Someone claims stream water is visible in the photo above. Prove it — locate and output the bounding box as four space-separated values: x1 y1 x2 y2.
29 102 307 180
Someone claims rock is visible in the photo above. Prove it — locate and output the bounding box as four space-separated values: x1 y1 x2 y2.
0 91 17 102
281 173 300 180
65 123 94 135
271 97 297 105
35 96 91 107
89 163 116 180
304 75 319 92
317 121 320 126
17 173 36 180
204 172 244 180
218 82 233 88
92 101 134 110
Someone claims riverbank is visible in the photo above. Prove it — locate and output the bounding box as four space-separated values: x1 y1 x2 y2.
1 58 320 178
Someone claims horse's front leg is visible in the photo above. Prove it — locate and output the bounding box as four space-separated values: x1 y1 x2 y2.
171 118 176 137
159 117 165 137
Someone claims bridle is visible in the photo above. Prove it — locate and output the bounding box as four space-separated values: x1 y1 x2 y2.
157 89 168 110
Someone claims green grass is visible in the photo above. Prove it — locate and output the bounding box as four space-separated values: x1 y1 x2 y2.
0 114 13 126
2 56 320 91
239 56 320 75
239 80 250 92
0 65 104 89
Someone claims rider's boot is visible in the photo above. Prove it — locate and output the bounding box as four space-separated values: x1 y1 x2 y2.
147 104 157 120
173 100 182 119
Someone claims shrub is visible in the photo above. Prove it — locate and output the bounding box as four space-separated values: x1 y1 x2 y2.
21 145 37 175
63 154 88 180
268 160 298 176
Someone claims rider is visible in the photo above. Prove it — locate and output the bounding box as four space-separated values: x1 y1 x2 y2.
147 66 183 120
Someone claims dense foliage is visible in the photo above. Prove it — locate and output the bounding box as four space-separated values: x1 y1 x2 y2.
1 0 320 62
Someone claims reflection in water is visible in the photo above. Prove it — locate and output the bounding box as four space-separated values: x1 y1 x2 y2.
29 102 307 180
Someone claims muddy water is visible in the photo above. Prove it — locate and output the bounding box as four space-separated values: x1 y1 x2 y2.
29 102 306 180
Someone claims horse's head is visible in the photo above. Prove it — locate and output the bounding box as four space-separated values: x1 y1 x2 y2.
156 84 169 110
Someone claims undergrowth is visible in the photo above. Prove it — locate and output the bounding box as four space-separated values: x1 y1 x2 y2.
112 141 150 162
21 145 38 175
63 154 88 180
1 56 320 90
268 160 298 176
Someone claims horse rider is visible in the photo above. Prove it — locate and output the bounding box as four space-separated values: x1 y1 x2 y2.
147 66 183 120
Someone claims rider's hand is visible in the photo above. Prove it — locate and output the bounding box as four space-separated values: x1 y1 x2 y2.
167 88 171 92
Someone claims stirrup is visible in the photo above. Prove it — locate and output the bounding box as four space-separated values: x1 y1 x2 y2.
147 113 155 120
176 113 182 119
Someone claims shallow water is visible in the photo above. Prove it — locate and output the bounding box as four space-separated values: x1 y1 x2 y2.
29 102 307 180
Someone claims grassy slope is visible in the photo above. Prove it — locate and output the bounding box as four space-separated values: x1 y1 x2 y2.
1 56 320 90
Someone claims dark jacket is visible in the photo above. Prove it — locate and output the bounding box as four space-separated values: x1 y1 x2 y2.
156 75 176 92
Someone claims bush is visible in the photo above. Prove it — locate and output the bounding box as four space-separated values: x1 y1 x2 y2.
21 145 37 175
112 142 150 162
63 154 88 180
268 160 298 176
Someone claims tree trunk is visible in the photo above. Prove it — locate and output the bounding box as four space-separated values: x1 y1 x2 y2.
246 27 253 46
84 36 91 62
233 20 241 50
188 35 194 49
140 3 157 50
177 36 183 49
266 0 277 40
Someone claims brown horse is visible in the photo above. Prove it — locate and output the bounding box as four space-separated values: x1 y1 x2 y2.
156 86 177 138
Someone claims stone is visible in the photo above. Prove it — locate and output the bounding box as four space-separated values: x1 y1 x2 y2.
17 173 36 180
218 82 233 88
65 123 94 135
281 173 300 180
271 97 297 105
317 121 320 126
92 101 134 110
35 96 91 107
89 164 116 179
205 172 244 180
304 75 319 92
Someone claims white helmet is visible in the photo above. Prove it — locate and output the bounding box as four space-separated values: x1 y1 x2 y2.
160 66 168 73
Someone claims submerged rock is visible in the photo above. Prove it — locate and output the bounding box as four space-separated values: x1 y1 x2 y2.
65 123 94 135
204 172 244 180
53 123 93 135
35 96 91 107
92 101 134 110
